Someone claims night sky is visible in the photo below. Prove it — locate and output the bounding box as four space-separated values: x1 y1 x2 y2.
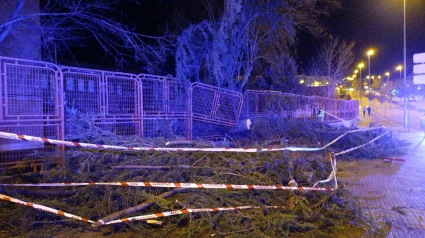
326 0 425 78
68 0 425 78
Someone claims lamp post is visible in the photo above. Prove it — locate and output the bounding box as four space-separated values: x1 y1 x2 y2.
358 63 364 104
385 72 390 85
367 50 374 106
397 65 402 81
403 0 408 129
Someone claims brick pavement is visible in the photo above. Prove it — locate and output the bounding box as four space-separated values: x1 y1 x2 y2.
344 111 425 237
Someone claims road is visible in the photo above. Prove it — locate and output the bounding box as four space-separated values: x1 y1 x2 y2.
357 95 424 131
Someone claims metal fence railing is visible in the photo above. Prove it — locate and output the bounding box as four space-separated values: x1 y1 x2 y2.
242 90 359 122
61 67 142 138
0 56 360 167
0 56 64 165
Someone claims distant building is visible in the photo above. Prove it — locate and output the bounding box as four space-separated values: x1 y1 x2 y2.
298 75 337 98
0 0 41 60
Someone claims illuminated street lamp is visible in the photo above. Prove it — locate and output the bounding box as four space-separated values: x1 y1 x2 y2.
396 65 402 81
367 50 374 106
385 72 390 85
358 63 364 102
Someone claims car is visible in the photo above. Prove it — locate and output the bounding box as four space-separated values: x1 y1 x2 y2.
409 96 417 102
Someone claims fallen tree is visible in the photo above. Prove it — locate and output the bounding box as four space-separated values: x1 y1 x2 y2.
0 111 406 237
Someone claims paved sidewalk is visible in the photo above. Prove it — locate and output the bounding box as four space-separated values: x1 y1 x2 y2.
346 112 425 237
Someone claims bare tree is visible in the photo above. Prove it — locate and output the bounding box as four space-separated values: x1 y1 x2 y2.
0 0 172 71
176 0 341 91
308 37 355 98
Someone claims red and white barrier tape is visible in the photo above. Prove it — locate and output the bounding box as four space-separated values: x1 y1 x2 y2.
0 128 385 154
100 205 284 226
313 153 338 189
0 193 93 223
0 181 334 191
334 130 390 156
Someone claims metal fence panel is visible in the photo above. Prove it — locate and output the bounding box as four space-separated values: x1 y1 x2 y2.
139 74 191 116
167 80 191 114
62 67 141 138
243 90 359 122
143 116 190 139
62 69 102 114
0 56 63 166
138 74 191 139
192 83 243 125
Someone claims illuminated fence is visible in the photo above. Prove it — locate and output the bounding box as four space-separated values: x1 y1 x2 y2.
0 56 64 166
0 56 360 167
242 90 359 122
62 67 142 138
242 90 315 121
313 96 360 121
191 83 243 139
139 74 192 139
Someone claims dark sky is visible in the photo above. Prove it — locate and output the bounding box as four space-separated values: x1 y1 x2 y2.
326 0 425 78
67 0 425 78
132 0 425 78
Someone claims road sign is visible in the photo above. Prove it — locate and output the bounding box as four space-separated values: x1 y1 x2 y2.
413 75 425 84
413 64 425 74
413 52 425 84
413 53 425 64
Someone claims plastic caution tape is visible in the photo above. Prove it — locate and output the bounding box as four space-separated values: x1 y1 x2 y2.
0 128 386 154
0 181 334 191
100 205 284 226
0 193 93 223
334 130 390 156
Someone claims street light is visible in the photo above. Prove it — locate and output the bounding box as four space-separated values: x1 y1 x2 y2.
358 63 364 103
403 0 407 129
385 72 390 85
396 65 402 81
367 50 374 106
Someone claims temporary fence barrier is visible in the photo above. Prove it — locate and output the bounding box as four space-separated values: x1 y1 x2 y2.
242 90 359 122
62 67 142 137
0 56 64 166
242 90 315 121
191 83 243 139
0 56 360 166
192 83 243 125
311 96 359 122
138 74 192 138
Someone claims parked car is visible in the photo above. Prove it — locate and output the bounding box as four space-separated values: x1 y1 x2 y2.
409 96 417 102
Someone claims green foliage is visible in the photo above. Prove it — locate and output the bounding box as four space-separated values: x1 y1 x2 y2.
0 112 406 237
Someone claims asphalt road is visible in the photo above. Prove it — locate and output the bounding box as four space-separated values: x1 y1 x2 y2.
359 96 425 131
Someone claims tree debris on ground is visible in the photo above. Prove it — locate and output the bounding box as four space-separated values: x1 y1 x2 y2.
0 111 408 237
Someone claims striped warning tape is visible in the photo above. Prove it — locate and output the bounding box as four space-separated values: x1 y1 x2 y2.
0 193 93 223
0 181 334 191
100 205 284 226
0 128 386 154
334 130 390 156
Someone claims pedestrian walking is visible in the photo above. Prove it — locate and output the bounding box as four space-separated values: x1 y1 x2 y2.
317 107 324 122
362 106 366 116
367 106 371 116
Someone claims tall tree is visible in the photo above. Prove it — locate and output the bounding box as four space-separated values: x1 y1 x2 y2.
176 0 341 91
0 0 171 71
308 37 355 98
